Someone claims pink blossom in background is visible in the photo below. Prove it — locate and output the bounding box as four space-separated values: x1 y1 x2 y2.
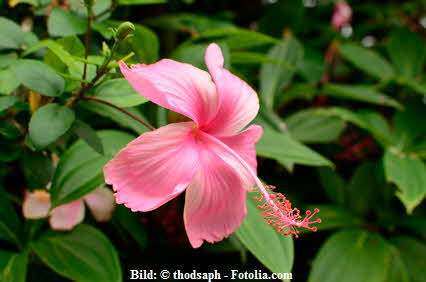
105 43 320 248
22 187 115 230
332 1 352 30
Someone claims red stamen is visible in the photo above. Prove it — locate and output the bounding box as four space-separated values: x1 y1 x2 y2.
254 186 321 237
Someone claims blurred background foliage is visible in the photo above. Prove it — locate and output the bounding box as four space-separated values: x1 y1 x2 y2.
0 0 425 281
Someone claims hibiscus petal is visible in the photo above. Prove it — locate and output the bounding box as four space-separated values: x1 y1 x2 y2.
216 125 263 188
184 141 247 248
104 122 200 212
22 192 50 219
202 43 259 135
120 60 218 126
83 187 115 222
49 200 85 231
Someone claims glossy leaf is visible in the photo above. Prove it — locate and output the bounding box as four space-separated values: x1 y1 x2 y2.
256 129 333 167
48 8 86 37
235 196 294 275
0 69 20 95
29 103 75 149
11 59 65 97
383 150 426 213
94 78 148 107
339 43 394 80
309 229 394 282
71 120 104 155
50 130 134 207
31 224 122 282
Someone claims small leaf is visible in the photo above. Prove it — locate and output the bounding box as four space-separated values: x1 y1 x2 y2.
308 229 394 282
21 151 54 189
71 120 104 155
256 129 333 167
260 37 303 108
0 17 25 50
339 43 394 80
0 52 18 68
48 8 86 37
383 150 426 213
0 69 20 95
285 109 346 143
94 78 148 107
29 103 75 148
322 83 401 109
0 250 29 282
11 59 65 97
0 96 19 112
388 29 426 78
31 224 122 282
235 196 293 275
50 130 134 207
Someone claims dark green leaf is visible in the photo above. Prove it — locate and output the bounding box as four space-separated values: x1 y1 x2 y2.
322 83 401 109
113 205 147 249
95 78 148 107
0 17 24 50
256 129 333 167
118 0 166 5
71 120 104 155
11 59 65 97
128 24 159 64
51 130 134 207
0 96 19 112
393 102 426 150
48 8 86 37
235 196 293 275
391 236 426 282
285 109 346 143
0 250 29 282
308 229 394 282
339 43 394 80
383 150 426 213
22 151 54 189
29 103 75 148
260 37 303 108
0 187 22 245
304 205 362 232
31 224 122 282
317 167 346 205
387 29 426 78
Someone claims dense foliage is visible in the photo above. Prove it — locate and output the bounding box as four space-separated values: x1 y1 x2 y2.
0 0 425 281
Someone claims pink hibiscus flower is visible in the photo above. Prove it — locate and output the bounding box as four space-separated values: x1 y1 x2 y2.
104 43 320 248
23 188 115 230
332 1 352 30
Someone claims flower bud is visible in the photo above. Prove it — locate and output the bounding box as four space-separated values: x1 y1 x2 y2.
331 1 352 30
115 22 135 41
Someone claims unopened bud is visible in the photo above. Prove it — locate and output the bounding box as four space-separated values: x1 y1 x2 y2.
115 22 135 41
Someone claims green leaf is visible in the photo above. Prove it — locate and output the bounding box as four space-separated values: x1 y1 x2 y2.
0 187 22 245
231 52 288 65
339 43 394 80
0 250 29 282
11 59 65 97
71 120 104 155
390 236 426 282
171 42 230 70
235 196 293 276
317 167 346 205
393 102 426 151
29 103 75 148
94 78 148 107
260 37 303 108
322 83 401 109
308 229 394 282
387 29 426 78
128 24 159 64
256 129 333 167
0 52 18 68
48 8 86 37
0 96 19 112
297 49 325 83
276 83 316 107
285 109 346 143
0 17 25 50
50 130 134 207
0 69 20 95
118 0 166 5
304 205 362 232
383 150 426 213
31 224 122 282
22 151 54 189
80 101 149 134
113 205 148 249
